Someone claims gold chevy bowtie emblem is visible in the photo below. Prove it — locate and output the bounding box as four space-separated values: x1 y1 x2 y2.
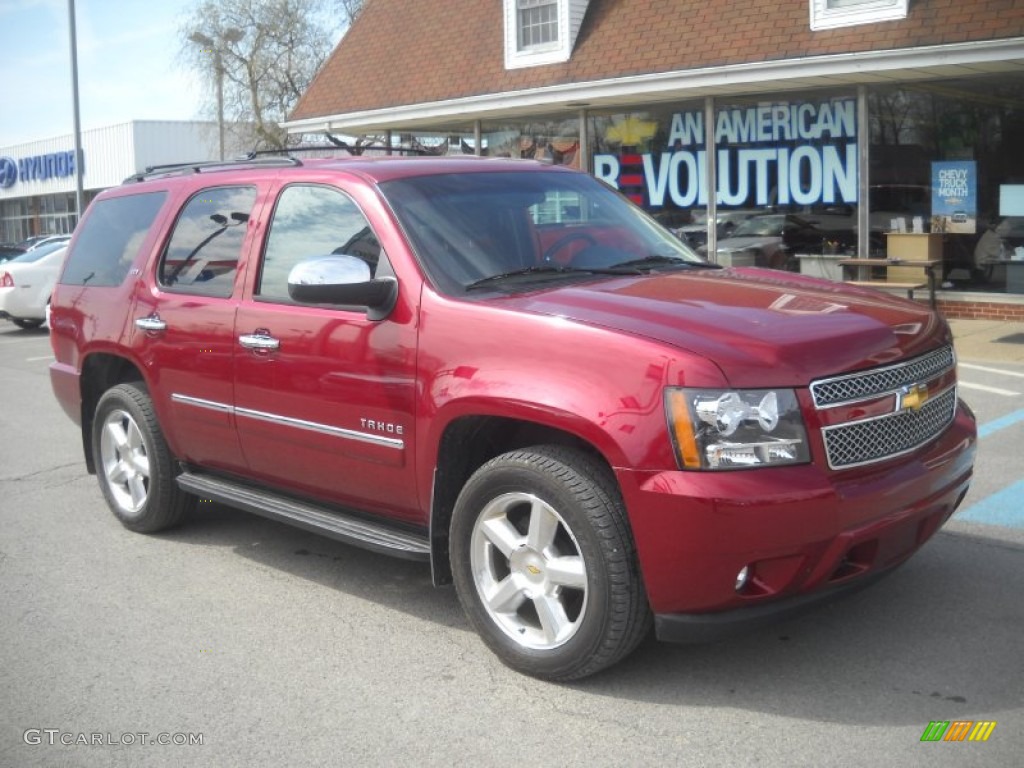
899 383 929 412
526 565 541 575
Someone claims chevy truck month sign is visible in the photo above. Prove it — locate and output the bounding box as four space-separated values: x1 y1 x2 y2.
932 160 977 234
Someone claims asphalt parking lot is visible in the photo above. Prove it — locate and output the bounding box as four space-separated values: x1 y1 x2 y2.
0 321 1021 767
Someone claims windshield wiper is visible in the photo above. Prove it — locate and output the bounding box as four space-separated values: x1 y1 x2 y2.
606 255 721 272
465 265 639 291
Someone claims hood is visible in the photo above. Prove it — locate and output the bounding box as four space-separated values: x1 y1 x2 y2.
494 267 947 388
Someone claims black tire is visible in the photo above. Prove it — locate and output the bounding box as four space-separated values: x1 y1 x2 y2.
92 383 193 533
450 446 650 681
11 318 44 330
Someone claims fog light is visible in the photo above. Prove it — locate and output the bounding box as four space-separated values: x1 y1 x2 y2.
735 566 750 592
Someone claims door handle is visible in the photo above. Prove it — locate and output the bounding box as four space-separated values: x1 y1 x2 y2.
135 315 167 331
238 331 280 351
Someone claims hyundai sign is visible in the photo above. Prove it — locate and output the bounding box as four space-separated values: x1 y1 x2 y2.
0 156 17 189
0 150 85 189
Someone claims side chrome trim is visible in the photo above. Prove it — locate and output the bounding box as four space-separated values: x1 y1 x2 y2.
235 406 404 449
169 393 404 450
171 394 234 413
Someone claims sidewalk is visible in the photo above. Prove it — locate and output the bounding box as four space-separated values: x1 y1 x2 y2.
948 318 1024 364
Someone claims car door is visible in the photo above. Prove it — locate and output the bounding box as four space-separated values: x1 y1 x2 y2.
130 184 261 472
233 182 421 522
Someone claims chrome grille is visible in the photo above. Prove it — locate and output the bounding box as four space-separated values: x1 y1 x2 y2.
822 387 957 469
811 346 955 407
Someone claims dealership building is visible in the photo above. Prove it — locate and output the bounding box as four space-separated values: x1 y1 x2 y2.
0 121 227 245
284 0 1024 319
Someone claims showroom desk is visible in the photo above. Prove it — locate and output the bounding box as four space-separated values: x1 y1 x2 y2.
838 258 939 308
885 232 944 263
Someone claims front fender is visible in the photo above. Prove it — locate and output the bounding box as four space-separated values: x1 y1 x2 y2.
414 289 729 506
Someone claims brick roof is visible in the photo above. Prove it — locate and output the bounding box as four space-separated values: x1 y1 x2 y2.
290 0 1024 122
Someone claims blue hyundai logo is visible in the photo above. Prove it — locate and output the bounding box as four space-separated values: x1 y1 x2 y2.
0 156 16 188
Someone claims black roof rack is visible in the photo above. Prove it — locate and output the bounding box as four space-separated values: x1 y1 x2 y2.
122 139 444 184
123 155 302 184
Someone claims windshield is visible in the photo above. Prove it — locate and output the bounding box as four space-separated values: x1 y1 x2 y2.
380 169 706 294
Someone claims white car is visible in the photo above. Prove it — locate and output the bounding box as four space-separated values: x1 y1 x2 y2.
23 234 71 251
0 241 68 330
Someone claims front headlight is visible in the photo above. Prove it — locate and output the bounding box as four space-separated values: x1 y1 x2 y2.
665 387 810 470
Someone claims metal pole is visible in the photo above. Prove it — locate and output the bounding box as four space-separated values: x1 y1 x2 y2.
577 109 588 173
215 51 226 161
704 97 717 262
67 0 85 225
857 86 870 257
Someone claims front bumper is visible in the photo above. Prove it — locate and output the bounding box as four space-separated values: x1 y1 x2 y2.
654 566 895 643
616 401 976 639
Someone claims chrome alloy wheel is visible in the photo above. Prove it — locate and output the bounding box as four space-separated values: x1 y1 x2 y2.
99 408 151 514
469 492 589 650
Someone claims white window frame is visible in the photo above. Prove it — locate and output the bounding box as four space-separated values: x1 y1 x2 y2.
504 0 569 70
517 0 559 51
810 0 908 30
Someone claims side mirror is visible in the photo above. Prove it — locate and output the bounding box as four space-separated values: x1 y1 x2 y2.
287 255 398 320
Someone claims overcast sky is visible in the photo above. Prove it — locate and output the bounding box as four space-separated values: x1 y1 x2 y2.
0 0 214 147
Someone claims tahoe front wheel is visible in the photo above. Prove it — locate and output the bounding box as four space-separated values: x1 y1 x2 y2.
450 446 650 681
92 383 193 533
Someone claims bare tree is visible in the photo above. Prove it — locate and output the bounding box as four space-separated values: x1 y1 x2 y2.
180 0 350 150
335 0 363 25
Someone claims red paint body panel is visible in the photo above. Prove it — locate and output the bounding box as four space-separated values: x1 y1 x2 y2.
493 268 947 388
232 297 421 520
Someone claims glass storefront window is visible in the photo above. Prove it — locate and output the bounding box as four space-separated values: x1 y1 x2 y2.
870 76 1024 294
481 116 580 167
712 91 859 271
0 193 86 242
588 95 860 270
588 103 705 243
393 131 478 156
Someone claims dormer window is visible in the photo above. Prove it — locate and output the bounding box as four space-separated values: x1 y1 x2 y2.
810 0 908 30
518 0 559 50
504 0 590 70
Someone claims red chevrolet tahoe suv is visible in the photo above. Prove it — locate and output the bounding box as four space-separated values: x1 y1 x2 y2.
49 155 977 680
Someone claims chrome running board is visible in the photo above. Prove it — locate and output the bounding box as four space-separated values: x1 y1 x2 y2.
176 471 430 561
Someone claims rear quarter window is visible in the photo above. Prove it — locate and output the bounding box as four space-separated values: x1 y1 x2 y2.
60 191 167 287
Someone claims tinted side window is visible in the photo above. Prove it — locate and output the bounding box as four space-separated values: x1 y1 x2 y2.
258 184 380 302
60 191 167 287
158 186 257 297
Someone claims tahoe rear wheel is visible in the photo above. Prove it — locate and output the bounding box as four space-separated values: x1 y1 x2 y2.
92 383 193 533
450 446 650 681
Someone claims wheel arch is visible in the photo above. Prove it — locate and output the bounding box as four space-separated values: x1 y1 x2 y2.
79 352 148 474
428 413 616 586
